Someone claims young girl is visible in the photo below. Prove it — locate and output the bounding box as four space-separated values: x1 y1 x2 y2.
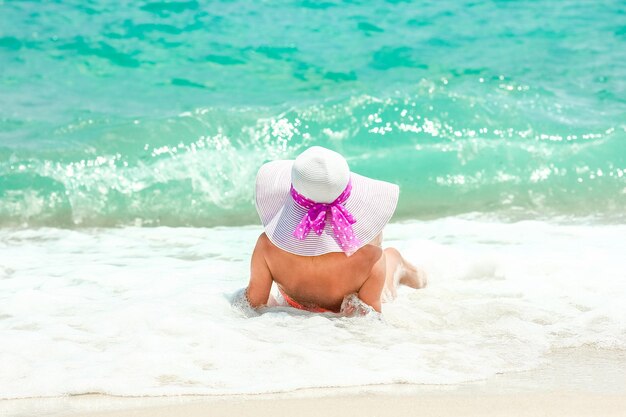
246 146 426 313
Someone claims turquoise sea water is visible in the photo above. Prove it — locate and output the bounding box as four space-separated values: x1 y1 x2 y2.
1 0 625 226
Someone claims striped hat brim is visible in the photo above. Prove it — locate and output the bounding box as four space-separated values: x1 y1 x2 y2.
255 160 399 256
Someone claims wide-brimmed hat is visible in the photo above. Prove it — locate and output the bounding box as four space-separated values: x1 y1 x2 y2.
255 146 399 256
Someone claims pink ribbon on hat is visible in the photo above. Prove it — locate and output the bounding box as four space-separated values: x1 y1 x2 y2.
290 179 361 254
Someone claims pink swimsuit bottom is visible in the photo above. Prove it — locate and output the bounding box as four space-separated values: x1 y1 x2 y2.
278 287 332 313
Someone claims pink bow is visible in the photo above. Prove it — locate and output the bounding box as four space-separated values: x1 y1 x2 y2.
291 179 361 254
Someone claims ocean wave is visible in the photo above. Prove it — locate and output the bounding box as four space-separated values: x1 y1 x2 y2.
1 86 625 227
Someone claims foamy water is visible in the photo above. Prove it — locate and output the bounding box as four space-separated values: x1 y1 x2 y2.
1 217 624 399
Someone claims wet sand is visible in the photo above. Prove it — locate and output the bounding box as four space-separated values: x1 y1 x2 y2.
2 348 625 417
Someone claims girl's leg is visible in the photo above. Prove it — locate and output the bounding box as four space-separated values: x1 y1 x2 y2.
382 247 427 302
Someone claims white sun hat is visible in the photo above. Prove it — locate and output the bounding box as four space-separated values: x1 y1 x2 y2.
255 146 399 256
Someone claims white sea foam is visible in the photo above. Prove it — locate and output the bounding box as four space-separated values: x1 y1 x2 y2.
0 217 625 399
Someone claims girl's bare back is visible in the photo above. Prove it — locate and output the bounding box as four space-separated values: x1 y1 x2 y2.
246 233 426 313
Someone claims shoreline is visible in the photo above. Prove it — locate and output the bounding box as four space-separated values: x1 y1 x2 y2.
7 392 625 417
3 347 625 417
